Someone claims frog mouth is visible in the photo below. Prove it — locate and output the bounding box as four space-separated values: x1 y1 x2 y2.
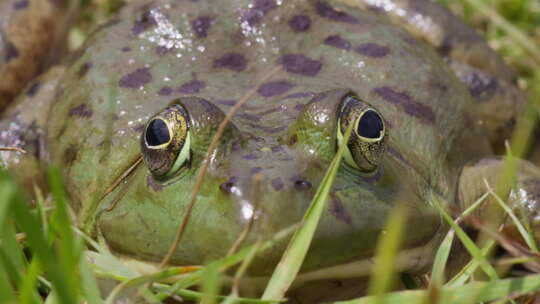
109 222 444 291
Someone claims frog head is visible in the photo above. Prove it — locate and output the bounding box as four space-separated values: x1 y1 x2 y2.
97 88 443 277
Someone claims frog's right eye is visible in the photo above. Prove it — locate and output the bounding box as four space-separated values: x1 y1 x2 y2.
140 102 191 179
337 94 387 174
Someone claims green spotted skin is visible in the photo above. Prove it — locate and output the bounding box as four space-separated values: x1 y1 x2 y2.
0 0 530 280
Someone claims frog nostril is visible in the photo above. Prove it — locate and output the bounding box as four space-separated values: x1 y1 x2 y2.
220 181 235 193
294 179 312 190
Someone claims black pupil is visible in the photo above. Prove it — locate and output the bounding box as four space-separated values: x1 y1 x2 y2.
146 119 170 146
357 110 383 139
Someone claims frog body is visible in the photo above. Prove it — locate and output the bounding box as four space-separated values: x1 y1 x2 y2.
1 0 538 296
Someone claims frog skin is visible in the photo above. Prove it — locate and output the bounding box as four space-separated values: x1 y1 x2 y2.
1 0 539 296
0 0 72 110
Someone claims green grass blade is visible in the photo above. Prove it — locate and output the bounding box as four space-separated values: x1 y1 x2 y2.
5 170 77 304
335 273 540 304
79 257 104 304
152 283 279 303
200 263 221 304
18 258 42 304
261 124 354 301
433 196 499 280
430 229 455 287
368 204 408 301
0 254 16 303
489 187 539 252
47 168 83 301
447 239 497 287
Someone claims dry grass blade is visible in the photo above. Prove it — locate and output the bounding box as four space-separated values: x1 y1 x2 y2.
159 66 283 267
0 147 26 153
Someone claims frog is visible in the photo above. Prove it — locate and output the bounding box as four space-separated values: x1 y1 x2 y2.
1 0 539 301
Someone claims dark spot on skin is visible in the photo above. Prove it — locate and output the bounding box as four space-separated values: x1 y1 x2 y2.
271 177 284 191
220 182 234 193
131 10 157 36
213 53 247 72
257 81 295 97
366 4 385 14
253 0 278 13
294 179 312 190
217 99 237 106
179 80 206 94
77 62 93 79
355 43 390 58
121 46 131 52
462 71 498 100
13 0 29 9
315 1 359 23
220 177 237 193
279 54 322 76
5 39 19 61
63 145 78 166
69 104 93 118
158 86 173 96
26 82 40 97
271 146 285 153
241 10 263 27
373 87 435 124
191 16 214 38
254 107 280 117
324 35 351 50
289 15 311 32
438 36 453 56
329 193 352 224
57 125 66 138
283 92 315 99
251 167 263 174
147 175 164 191
242 153 260 160
242 0 278 25
119 68 152 89
238 113 261 122
288 134 298 145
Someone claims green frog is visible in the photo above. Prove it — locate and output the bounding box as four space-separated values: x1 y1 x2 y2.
1 0 539 300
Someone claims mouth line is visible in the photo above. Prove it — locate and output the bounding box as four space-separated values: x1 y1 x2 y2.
114 225 444 292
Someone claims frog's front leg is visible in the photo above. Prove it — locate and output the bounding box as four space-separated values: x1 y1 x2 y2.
0 66 65 194
458 157 540 243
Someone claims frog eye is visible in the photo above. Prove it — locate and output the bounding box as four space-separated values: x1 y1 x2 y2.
140 102 191 179
337 94 387 173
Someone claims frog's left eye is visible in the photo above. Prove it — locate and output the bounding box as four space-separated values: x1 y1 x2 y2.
337 94 387 173
140 102 191 179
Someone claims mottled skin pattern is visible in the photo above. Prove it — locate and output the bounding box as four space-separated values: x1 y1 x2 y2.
0 0 71 110
1 0 540 296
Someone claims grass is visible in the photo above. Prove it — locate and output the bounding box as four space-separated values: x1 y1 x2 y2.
1 0 540 303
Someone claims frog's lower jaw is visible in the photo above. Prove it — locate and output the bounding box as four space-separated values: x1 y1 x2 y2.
112 228 443 292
